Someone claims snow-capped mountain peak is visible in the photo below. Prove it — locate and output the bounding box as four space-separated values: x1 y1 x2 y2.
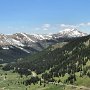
0 29 88 54
0 29 88 47
59 28 87 37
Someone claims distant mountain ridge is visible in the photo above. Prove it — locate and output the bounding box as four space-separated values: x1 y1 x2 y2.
0 28 88 63
53 28 87 38
0 28 87 47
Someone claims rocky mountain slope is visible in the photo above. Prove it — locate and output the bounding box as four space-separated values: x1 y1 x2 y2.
0 28 87 63
3 34 90 87
0 28 87 46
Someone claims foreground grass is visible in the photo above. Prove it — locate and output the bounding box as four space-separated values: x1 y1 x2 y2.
0 67 90 90
0 69 64 90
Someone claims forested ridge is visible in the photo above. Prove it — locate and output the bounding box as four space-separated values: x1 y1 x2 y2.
3 35 90 85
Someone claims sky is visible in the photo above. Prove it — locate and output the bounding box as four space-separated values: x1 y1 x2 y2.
0 0 90 34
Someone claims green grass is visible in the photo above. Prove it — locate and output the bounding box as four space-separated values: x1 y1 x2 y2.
75 60 90 87
0 66 90 90
75 75 90 87
0 68 64 90
43 84 65 90
0 69 72 90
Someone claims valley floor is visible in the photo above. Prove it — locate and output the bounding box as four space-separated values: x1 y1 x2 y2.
0 69 90 90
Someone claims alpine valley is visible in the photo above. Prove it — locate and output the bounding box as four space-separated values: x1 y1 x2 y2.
0 28 87 63
0 28 90 90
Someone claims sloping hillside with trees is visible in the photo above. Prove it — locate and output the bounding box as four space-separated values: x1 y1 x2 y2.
3 35 90 87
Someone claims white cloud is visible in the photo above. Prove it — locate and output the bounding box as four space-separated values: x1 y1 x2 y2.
33 22 90 33
60 22 90 29
33 24 51 32
43 28 49 31
60 24 66 27
42 24 50 28
79 23 86 26
35 27 40 31
87 22 90 26
79 22 90 26
59 24 78 29
42 24 51 31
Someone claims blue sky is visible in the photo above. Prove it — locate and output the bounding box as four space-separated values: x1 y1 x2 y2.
0 0 90 34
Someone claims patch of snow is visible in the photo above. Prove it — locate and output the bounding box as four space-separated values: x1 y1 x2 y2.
2 47 9 50
33 34 52 40
11 39 24 46
33 34 45 40
21 33 35 42
15 46 30 53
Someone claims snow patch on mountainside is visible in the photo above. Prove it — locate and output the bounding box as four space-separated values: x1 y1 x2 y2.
2 46 9 50
11 39 24 46
20 33 35 42
15 46 30 53
0 28 88 48
33 34 52 40
32 34 46 40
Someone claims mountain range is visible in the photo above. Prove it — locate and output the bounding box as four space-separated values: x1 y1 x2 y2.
2 28 90 89
3 31 90 87
0 28 87 47
0 28 88 63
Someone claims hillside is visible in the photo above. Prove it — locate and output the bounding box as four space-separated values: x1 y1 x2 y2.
2 35 90 88
0 37 74 63
0 28 87 63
